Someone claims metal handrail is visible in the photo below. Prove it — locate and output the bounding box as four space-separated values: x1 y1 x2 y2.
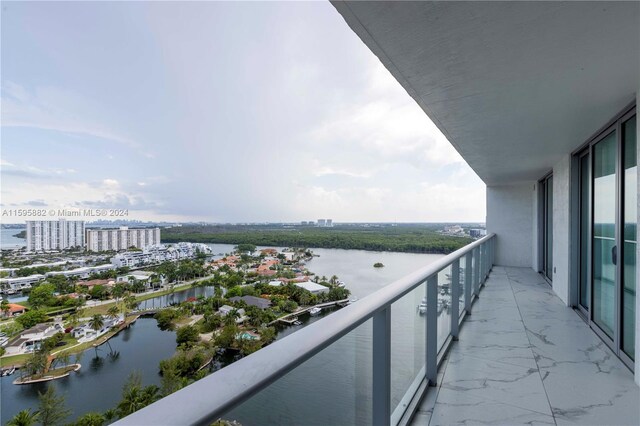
117 234 496 426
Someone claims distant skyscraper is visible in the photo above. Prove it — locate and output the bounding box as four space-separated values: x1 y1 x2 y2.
317 219 326 227
326 219 333 227
86 227 161 252
26 219 85 252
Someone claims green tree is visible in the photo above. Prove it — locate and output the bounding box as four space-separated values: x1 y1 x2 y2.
175 325 199 348
15 309 47 328
28 283 55 308
154 309 178 331
72 412 105 426
37 385 71 426
116 373 160 418
7 409 40 426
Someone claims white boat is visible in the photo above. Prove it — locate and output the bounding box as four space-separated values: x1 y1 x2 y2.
418 302 427 315
309 307 322 316
293 320 302 326
347 297 358 305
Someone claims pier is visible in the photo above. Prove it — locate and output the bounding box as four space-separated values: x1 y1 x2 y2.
271 299 349 326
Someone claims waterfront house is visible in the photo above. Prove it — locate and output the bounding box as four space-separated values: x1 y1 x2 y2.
1 303 27 318
229 296 272 310
76 279 115 291
4 322 63 355
268 280 284 287
217 305 247 324
295 281 329 295
0 274 45 293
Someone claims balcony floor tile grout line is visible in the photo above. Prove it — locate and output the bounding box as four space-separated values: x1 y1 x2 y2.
505 268 558 426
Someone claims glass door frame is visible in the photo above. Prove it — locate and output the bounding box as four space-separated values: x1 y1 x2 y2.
571 103 636 371
588 123 619 354
539 173 553 284
576 149 591 318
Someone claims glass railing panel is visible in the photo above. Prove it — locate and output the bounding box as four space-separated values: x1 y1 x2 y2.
222 319 373 425
390 280 427 417
437 265 452 352
457 260 465 320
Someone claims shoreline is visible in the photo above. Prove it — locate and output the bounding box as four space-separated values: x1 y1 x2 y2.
13 363 81 385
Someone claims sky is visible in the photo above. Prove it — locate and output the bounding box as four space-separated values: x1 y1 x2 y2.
1 1 486 224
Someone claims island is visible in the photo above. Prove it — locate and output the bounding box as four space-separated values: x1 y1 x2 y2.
373 262 384 268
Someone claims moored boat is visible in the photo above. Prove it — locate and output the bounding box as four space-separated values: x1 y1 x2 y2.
309 307 322 316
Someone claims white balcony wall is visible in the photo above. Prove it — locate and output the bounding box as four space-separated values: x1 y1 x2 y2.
637 91 640 384
487 183 534 268
552 155 571 305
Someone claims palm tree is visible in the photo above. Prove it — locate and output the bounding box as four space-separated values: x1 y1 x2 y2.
89 314 105 333
7 409 39 426
107 305 120 319
74 412 105 426
1 299 10 318
103 409 117 423
224 309 241 326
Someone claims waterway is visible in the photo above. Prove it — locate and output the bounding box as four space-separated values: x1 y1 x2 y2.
0 227 26 250
1 244 445 424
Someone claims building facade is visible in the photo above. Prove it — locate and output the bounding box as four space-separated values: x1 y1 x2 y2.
85 227 161 252
25 219 85 252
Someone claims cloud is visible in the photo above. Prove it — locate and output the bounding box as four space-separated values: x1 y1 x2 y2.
1 82 143 150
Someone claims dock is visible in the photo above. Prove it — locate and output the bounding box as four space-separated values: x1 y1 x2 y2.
270 299 349 326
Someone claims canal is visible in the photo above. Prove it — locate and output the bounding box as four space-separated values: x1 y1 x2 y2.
2 244 445 423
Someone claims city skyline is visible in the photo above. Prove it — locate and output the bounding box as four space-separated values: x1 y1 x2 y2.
1 2 485 223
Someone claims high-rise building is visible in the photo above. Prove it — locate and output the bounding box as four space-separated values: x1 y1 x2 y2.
317 219 326 227
26 219 85 252
85 227 161 252
326 219 333 227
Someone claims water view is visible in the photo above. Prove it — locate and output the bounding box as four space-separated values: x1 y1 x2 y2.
1 244 443 423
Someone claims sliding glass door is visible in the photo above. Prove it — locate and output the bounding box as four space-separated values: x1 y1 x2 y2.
592 131 617 338
574 107 636 369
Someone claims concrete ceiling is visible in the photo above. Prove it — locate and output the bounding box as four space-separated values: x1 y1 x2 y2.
332 1 639 185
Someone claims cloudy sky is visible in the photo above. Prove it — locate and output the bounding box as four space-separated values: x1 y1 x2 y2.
1 2 485 223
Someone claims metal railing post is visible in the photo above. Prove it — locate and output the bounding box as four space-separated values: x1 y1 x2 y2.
482 243 487 282
464 253 472 313
490 236 495 268
450 259 460 340
473 247 480 297
426 275 438 386
372 307 391 426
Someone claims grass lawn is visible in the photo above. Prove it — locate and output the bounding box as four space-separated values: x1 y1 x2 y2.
81 282 198 317
0 353 30 368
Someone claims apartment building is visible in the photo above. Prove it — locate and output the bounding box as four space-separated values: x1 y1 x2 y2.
25 219 85 252
85 227 161 252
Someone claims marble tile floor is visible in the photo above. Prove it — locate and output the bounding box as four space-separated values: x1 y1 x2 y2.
411 266 639 426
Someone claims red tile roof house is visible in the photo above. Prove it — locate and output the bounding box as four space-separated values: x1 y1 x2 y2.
76 279 115 290
1 303 27 318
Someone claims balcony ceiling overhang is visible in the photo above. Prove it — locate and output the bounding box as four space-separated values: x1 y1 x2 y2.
332 1 639 185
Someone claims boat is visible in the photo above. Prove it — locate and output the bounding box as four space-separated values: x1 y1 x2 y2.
347 297 358 305
309 307 322 316
1 367 15 377
418 302 427 315
293 320 302 326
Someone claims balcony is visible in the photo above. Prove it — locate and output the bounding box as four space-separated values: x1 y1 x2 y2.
116 235 638 425
414 267 639 425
